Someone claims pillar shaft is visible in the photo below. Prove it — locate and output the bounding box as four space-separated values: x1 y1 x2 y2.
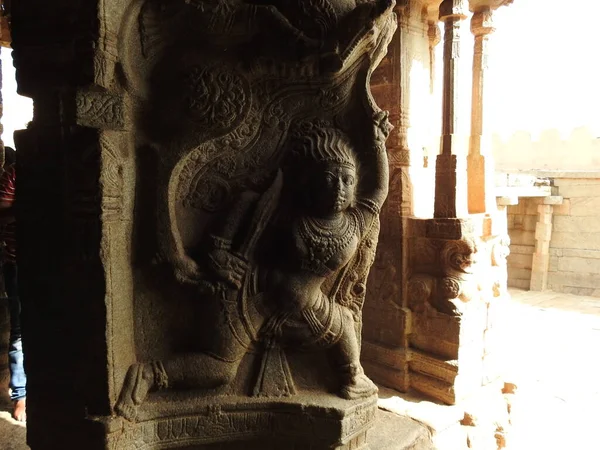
440 4 465 140
467 8 496 214
530 200 561 291
434 0 468 219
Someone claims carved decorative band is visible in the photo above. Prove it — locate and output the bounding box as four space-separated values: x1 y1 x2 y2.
75 90 126 130
105 400 377 450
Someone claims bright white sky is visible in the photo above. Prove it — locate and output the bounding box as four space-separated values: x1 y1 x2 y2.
1 48 33 149
488 0 600 139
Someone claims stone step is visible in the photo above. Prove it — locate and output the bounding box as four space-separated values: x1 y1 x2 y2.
369 409 434 450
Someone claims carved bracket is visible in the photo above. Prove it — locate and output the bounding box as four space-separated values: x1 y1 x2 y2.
409 222 511 315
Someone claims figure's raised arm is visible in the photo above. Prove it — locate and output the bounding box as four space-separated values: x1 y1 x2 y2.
356 110 391 221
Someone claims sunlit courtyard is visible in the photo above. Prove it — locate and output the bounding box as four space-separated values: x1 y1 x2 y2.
502 289 600 450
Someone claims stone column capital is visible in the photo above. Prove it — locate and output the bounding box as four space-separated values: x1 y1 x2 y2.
469 0 514 13
428 20 442 46
471 9 495 36
439 0 468 21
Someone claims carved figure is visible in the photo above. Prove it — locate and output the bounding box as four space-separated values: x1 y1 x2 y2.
116 114 390 420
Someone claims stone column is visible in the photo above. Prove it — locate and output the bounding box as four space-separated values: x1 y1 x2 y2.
363 2 411 392
530 196 563 291
427 15 442 95
467 7 495 214
405 0 515 407
13 1 134 446
434 0 468 219
363 0 443 394
0 5 8 402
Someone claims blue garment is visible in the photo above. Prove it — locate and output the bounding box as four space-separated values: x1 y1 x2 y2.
4 262 26 401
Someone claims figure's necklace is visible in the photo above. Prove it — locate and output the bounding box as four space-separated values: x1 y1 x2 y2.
298 212 357 266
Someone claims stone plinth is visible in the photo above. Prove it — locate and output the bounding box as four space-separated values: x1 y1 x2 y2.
101 394 377 450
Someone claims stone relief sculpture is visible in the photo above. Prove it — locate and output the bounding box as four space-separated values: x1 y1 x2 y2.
117 113 390 419
110 0 397 446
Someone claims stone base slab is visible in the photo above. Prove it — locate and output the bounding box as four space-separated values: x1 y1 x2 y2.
93 393 378 450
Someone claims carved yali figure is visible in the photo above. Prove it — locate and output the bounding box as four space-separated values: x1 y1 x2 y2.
126 0 396 93
116 114 390 420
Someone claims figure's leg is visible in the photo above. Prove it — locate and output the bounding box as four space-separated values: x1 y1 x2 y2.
5 262 26 421
116 350 247 421
115 294 256 421
329 307 378 400
163 350 245 388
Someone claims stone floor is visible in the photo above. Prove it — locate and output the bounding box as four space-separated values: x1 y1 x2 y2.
0 288 599 449
378 288 600 450
500 288 600 450
0 398 26 450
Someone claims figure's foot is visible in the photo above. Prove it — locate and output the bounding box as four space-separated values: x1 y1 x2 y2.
340 365 378 400
115 363 156 421
12 398 26 422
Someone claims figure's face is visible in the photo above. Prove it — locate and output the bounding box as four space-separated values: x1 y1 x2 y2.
310 163 357 216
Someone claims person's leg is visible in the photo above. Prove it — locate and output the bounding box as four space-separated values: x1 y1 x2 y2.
4 262 26 421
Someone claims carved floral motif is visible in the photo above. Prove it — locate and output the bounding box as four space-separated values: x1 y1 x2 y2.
182 66 249 131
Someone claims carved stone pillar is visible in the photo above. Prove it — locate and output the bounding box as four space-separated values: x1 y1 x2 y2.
363 2 410 393
0 43 6 396
467 7 496 214
404 0 515 413
363 0 442 394
406 217 510 403
434 0 468 219
427 16 442 95
530 197 563 291
14 1 398 448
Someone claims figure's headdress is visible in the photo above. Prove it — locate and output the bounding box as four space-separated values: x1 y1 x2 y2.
287 120 356 170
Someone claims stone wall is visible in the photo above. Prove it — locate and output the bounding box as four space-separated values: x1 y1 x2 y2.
548 174 600 296
493 128 600 173
505 172 600 297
